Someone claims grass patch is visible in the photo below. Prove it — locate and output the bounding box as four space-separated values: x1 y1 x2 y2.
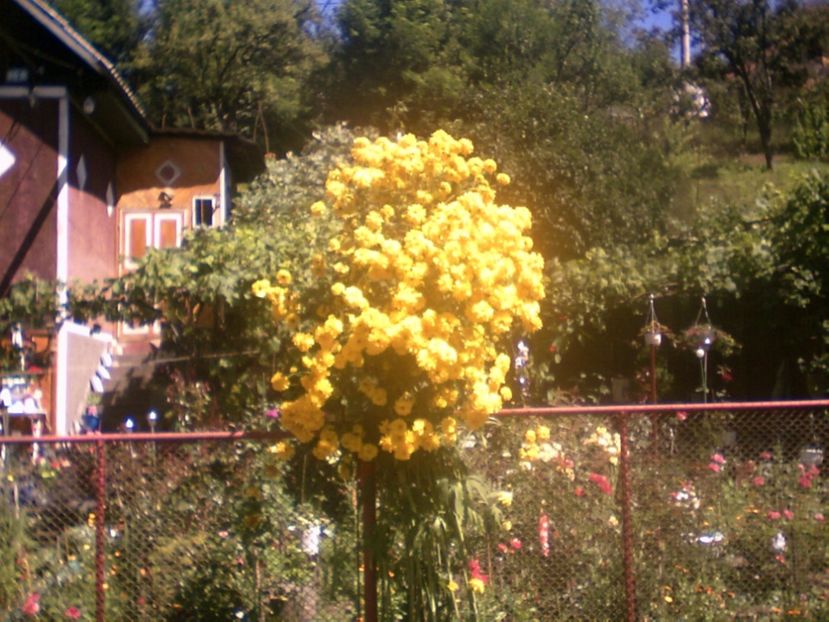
679 153 829 214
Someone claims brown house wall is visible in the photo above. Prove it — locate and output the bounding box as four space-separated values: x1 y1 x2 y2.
117 137 222 225
67 108 118 282
0 98 59 289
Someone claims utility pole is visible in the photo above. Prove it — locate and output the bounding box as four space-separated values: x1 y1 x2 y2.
680 0 691 68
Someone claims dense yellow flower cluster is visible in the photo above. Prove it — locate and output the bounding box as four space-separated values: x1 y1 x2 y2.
258 130 545 461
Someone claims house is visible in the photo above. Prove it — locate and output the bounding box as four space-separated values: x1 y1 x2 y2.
0 0 263 434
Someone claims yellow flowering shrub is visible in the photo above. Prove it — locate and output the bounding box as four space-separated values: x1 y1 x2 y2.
256 130 545 461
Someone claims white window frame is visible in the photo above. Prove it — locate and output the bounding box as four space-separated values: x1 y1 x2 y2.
120 319 151 336
192 195 218 228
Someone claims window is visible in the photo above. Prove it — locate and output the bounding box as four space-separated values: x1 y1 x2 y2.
154 213 182 249
193 197 216 227
124 214 151 269
123 211 183 270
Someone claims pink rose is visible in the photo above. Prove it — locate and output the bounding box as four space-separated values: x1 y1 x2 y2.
707 463 721 473
710 453 726 465
676 411 688 421
759 451 773 461
22 593 40 616
767 510 781 521
783 509 794 520
752 476 765 487
538 513 550 558
65 606 82 620
814 513 825 522
574 486 585 497
510 538 522 550
468 559 488 584
497 542 508 553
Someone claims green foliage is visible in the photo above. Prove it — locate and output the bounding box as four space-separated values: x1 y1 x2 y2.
331 0 464 126
531 169 829 401
0 278 63 335
793 95 829 161
764 172 829 393
329 0 680 257
456 85 679 257
48 0 149 71
0 500 25 614
132 0 325 151
374 447 503 621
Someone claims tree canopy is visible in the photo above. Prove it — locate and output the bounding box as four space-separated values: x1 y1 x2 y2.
24 0 829 409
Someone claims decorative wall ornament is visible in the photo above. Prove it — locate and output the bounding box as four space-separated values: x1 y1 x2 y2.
155 159 181 186
0 142 15 179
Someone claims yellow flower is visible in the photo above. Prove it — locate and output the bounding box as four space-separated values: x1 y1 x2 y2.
269 441 295 461
369 387 388 406
276 269 292 285
496 491 513 507
447 579 459 593
267 131 544 461
251 279 271 298
468 578 486 594
394 392 415 417
270 372 290 392
292 333 315 353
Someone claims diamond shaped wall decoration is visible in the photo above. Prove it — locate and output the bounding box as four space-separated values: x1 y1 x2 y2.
0 142 15 179
155 159 181 186
76 155 87 190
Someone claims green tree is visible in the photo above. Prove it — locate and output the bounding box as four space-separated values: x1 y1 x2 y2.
689 0 813 169
330 0 465 126
330 0 680 257
134 0 326 152
49 0 148 73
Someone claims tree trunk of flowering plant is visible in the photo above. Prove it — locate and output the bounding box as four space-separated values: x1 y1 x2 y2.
359 459 378 622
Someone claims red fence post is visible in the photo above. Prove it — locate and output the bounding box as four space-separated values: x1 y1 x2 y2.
95 439 106 622
617 414 637 622
359 460 378 622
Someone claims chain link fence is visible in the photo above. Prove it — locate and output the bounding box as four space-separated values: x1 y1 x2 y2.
0 402 827 621
0 434 359 621
470 402 829 621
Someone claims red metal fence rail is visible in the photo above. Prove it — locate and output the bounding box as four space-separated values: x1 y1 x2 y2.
0 401 827 621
